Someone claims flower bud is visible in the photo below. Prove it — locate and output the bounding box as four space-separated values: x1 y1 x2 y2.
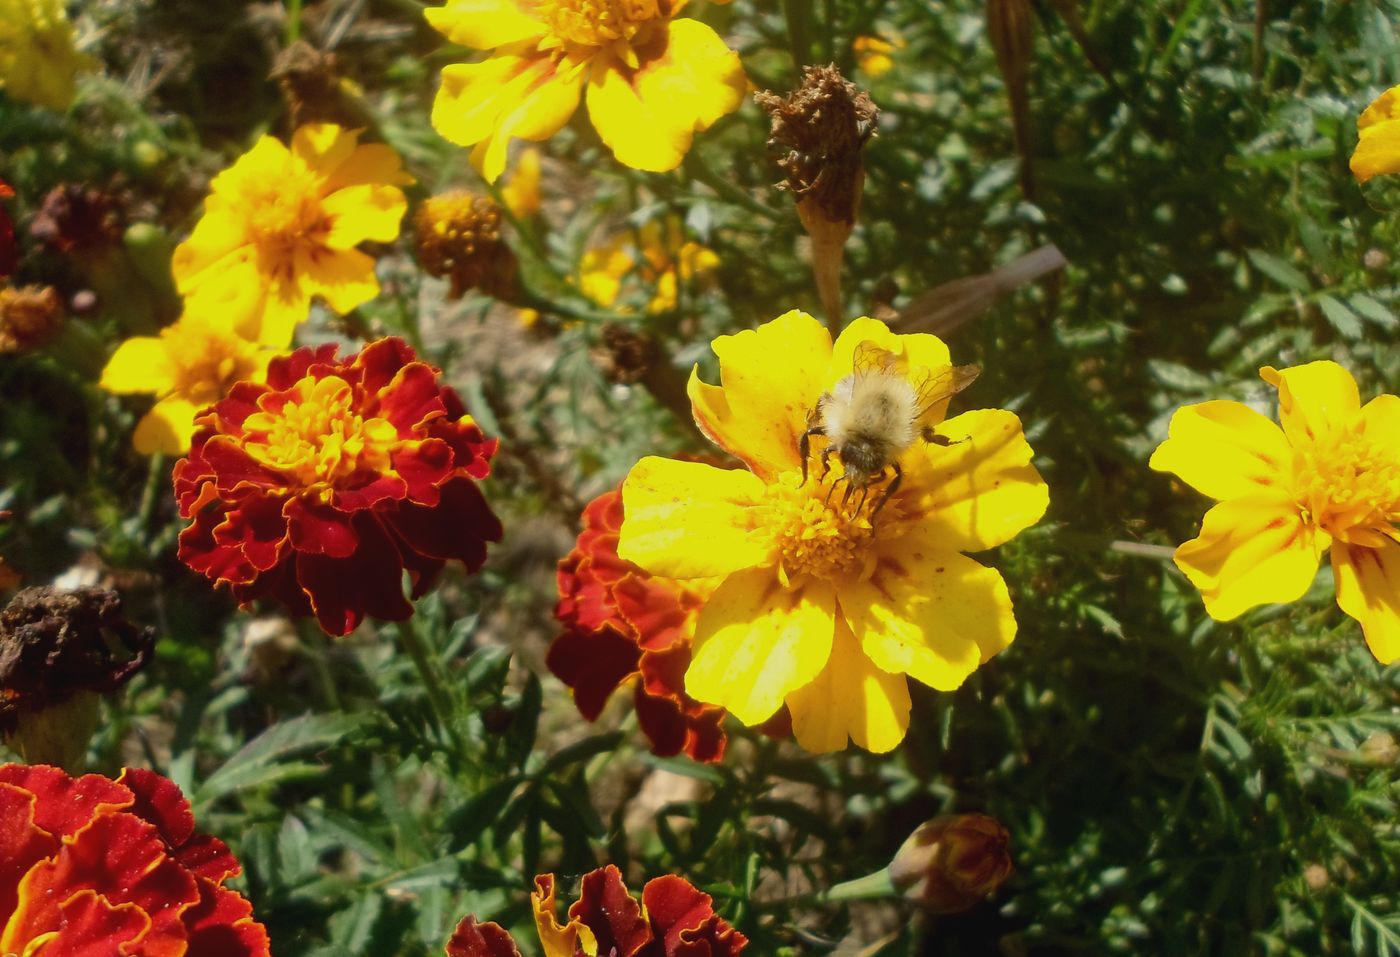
888 814 1014 913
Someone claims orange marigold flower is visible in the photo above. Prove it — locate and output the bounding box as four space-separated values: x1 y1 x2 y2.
173 337 503 636
0 763 270 957
548 488 730 762
445 865 747 957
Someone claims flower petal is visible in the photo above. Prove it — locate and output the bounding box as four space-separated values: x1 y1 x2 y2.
618 457 771 579
584 18 745 172
786 616 911 753
901 408 1049 553
1149 399 1292 502
568 866 649 957
477 65 584 183
688 309 833 479
295 247 379 314
532 875 592 957
1351 85 1400 183
829 317 950 391
424 0 546 50
1260 361 1360 447
446 916 525 957
134 397 201 456
101 337 176 395
686 569 836 725
1333 540 1400 665
321 184 408 249
841 547 1016 692
1173 491 1325 620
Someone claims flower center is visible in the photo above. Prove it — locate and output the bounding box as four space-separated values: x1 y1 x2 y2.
1295 425 1400 546
242 375 398 488
242 167 325 260
764 471 881 586
536 0 663 48
162 323 257 406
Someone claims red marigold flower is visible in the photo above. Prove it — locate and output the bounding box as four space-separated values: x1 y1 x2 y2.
174 336 502 636
446 865 746 957
0 763 271 956
0 179 16 279
548 488 732 762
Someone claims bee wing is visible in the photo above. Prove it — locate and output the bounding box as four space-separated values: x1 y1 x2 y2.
912 362 981 419
851 341 902 379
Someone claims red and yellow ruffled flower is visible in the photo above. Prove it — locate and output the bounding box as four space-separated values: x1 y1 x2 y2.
0 0 95 111
425 0 746 181
579 218 718 314
446 865 746 957
100 314 283 455
171 123 412 347
173 337 502 636
617 311 1048 753
1351 84 1400 184
0 763 270 957
1150 361 1400 663
549 488 730 762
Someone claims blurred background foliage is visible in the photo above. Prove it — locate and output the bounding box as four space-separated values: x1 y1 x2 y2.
1 0 1399 954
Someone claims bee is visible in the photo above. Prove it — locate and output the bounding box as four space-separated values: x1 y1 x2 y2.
799 342 981 514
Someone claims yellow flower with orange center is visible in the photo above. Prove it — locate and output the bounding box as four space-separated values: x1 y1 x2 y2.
100 314 281 455
0 0 95 110
616 311 1049 753
425 0 746 181
1351 85 1400 183
1151 361 1400 663
579 218 718 313
171 124 413 347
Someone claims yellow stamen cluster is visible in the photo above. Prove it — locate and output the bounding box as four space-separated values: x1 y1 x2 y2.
540 0 662 49
243 376 397 488
765 472 880 586
1294 427 1400 546
243 169 325 262
162 321 263 407
414 191 518 300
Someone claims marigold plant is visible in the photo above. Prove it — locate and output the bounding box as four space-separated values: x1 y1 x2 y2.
579 219 719 314
617 311 1049 753
424 0 746 180
100 313 282 454
173 337 502 636
0 763 270 956
171 123 412 347
446 865 746 957
0 0 94 110
1150 360 1400 662
1350 84 1400 183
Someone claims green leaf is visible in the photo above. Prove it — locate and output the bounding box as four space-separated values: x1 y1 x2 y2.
1247 250 1312 292
194 712 366 810
1317 294 1363 340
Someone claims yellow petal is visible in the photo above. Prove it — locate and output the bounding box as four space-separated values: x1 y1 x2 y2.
1260 361 1360 447
1333 540 1400 664
424 0 546 49
478 65 584 183
617 456 771 579
500 146 542 218
584 19 745 172
322 143 415 193
171 207 251 292
786 616 911 753
432 55 541 149
840 548 1016 692
688 309 833 480
321 183 409 248
289 123 357 175
133 396 200 455
1148 400 1292 502
100 337 175 395
295 247 379 315
1358 393 1400 449
1173 491 1325 621
1351 85 1400 183
900 408 1049 553
687 569 836 725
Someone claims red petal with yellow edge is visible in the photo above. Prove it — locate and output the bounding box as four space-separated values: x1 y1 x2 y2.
266 342 340 390
640 875 748 957
179 505 259 586
23 889 152 957
202 438 282 496
286 497 360 558
182 878 272 957
615 574 694 652
637 641 688 700
379 362 447 433
532 874 588 957
0 783 58 920
634 684 690 757
571 865 651 957
355 336 413 394
119 769 242 883
0 765 132 840
547 623 641 721
387 477 502 569
389 438 455 506
216 494 290 573
334 471 410 511
296 515 413 635
446 916 524 957
8 813 198 957
430 417 498 479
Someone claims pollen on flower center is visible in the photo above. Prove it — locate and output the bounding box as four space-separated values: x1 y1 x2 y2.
243 170 324 253
242 375 398 488
1295 427 1400 544
765 471 881 585
538 0 663 48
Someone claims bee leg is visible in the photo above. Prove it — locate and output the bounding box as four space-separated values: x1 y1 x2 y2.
821 447 838 479
800 426 826 484
825 476 843 507
842 481 857 509
922 426 966 447
872 463 902 518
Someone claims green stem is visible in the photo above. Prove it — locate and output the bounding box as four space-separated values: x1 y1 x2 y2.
781 0 812 74
137 453 166 545
395 618 464 756
285 0 302 44
682 154 786 223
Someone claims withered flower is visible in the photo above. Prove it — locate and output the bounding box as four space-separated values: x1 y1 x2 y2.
271 40 373 129
0 586 154 766
28 182 123 255
986 0 1035 198
888 813 1014 913
0 284 64 353
755 64 877 326
415 191 520 301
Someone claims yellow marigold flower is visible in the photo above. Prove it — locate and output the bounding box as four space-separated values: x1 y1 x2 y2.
171 124 413 347
580 219 718 314
853 35 903 78
1150 361 1400 663
616 311 1049 753
100 314 281 455
1351 85 1400 183
0 0 94 110
424 0 746 181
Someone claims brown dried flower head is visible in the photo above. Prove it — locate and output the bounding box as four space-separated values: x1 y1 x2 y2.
888 813 1014 913
415 191 520 301
272 40 371 129
0 285 65 354
754 64 878 229
29 183 123 255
